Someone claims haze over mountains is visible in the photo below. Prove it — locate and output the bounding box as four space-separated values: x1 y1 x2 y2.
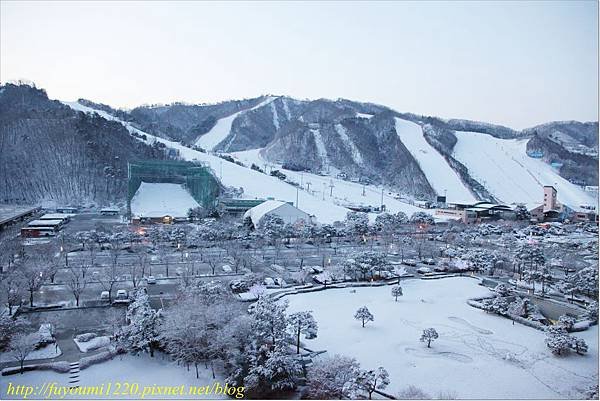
1 83 597 213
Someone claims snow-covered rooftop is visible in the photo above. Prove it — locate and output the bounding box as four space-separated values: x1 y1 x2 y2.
243 200 287 226
130 182 200 218
243 200 310 227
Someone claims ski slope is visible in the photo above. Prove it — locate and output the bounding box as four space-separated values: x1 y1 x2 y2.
130 182 200 218
394 118 476 202
194 97 276 151
452 131 596 209
63 101 352 223
230 148 429 218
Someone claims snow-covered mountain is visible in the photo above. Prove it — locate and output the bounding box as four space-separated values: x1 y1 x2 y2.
120 95 596 208
3 83 596 215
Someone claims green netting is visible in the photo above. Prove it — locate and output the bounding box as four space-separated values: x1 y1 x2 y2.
127 160 220 215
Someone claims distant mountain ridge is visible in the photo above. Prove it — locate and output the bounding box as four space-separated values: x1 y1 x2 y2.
103 94 596 200
2 82 596 207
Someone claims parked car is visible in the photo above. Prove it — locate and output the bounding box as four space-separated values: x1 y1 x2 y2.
100 291 110 300
146 276 156 284
422 258 436 265
403 259 417 266
417 267 432 274
115 289 128 300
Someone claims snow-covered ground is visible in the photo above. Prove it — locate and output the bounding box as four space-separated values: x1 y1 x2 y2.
74 336 111 353
285 277 598 399
194 97 276 151
452 131 596 209
0 345 61 363
394 118 476 202
1 354 227 400
130 182 200 218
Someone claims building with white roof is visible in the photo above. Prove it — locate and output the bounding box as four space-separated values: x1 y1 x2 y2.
243 200 311 228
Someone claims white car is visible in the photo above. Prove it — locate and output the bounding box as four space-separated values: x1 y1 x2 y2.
417 267 432 274
100 291 110 300
115 289 128 299
146 275 156 284
403 259 417 266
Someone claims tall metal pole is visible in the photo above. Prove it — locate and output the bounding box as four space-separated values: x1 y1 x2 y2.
296 186 299 208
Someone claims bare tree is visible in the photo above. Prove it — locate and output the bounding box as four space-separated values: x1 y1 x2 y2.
66 266 88 307
10 333 38 374
98 262 120 303
157 245 171 277
206 255 221 276
19 261 45 308
0 271 23 315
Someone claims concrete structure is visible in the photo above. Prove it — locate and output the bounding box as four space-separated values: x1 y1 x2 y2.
243 200 312 228
0 205 40 231
56 206 78 213
220 198 266 216
39 213 71 223
529 185 598 223
436 201 515 223
543 186 559 213
21 218 63 237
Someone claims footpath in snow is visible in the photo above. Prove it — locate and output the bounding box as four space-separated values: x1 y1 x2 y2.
394 118 476 202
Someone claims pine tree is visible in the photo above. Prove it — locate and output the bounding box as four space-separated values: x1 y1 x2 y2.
287 311 318 354
354 306 374 328
391 286 403 301
420 328 439 348
545 326 572 355
122 289 161 356
305 355 361 399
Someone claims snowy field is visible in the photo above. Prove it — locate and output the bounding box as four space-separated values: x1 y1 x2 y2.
394 118 476 202
452 131 596 209
1 354 226 400
130 182 200 218
285 277 598 399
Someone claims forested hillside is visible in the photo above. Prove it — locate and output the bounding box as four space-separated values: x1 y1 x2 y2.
0 83 168 206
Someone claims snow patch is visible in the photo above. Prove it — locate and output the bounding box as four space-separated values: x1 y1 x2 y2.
130 182 200 218
282 98 292 120
311 127 329 166
335 124 363 165
394 118 475 202
270 101 280 130
195 97 276 151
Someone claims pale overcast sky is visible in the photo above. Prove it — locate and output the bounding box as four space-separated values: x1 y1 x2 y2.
1 1 597 129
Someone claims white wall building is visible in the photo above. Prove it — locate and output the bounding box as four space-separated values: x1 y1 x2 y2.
243 200 312 227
